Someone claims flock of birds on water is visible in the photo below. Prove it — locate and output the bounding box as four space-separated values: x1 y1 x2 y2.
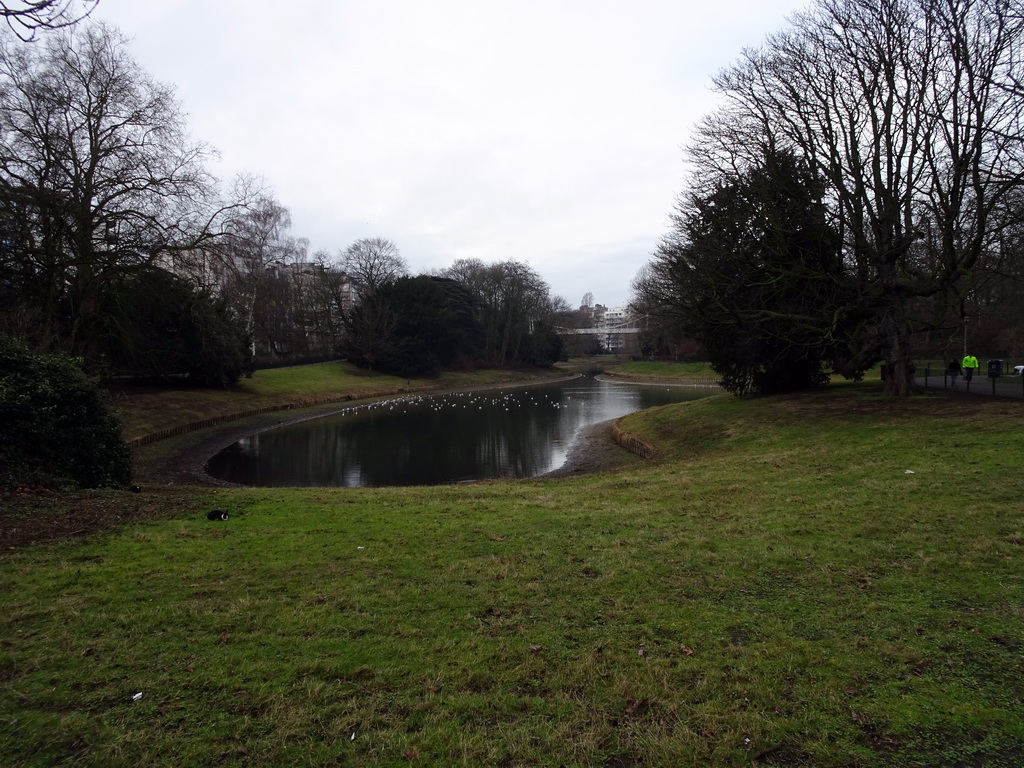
324 389 576 419
292 381 680 424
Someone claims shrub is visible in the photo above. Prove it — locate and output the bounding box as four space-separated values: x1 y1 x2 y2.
0 335 131 488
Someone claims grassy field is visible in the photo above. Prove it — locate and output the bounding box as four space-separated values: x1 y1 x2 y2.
1 373 1023 766
605 360 888 384
604 360 719 381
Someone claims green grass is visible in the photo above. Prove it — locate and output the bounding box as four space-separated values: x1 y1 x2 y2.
608 360 887 383
564 355 622 364
605 360 719 380
2 383 1024 766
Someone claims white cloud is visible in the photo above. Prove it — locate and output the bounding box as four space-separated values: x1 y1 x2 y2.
94 0 803 306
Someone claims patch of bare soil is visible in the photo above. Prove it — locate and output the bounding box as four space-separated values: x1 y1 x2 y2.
540 420 643 478
0 486 208 552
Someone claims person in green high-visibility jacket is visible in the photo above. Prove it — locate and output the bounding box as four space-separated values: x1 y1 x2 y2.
962 353 979 383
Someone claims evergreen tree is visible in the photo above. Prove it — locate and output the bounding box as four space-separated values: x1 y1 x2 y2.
642 150 850 395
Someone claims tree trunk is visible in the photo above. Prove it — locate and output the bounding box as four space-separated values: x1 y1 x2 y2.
881 355 918 396
879 306 920 397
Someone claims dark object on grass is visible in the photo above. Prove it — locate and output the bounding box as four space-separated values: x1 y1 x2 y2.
207 510 229 521
130 485 141 493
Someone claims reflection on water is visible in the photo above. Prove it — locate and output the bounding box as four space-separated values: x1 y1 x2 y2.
205 376 712 487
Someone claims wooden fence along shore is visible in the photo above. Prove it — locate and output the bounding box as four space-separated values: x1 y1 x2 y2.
610 422 657 460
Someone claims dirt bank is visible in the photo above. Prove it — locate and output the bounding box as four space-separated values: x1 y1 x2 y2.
538 420 643 478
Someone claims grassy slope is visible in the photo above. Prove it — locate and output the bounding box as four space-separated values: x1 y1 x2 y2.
1 375 1023 766
605 360 719 381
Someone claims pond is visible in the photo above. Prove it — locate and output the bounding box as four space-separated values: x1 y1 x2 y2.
204 375 714 487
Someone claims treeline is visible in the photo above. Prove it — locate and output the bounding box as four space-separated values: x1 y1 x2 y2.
0 20 567 387
339 247 566 377
632 0 1024 396
0 21 280 385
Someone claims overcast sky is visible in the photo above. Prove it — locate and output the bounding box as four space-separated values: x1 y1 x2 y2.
91 0 805 308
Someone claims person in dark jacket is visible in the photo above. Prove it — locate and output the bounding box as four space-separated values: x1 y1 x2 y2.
948 359 961 389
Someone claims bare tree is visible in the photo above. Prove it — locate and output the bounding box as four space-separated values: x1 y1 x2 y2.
440 257 553 365
549 295 571 314
1 0 96 40
630 262 692 360
686 0 1024 395
216 194 303 358
305 249 352 355
0 22 228 365
339 237 408 297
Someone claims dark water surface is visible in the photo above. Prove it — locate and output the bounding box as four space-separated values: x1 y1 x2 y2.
205 376 713 487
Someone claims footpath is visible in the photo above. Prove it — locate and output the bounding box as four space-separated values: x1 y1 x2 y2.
917 372 1024 399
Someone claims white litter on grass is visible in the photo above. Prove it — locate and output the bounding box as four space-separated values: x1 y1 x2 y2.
131 692 142 701
905 470 915 474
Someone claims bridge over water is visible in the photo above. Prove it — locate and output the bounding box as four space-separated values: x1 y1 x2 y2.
554 326 640 335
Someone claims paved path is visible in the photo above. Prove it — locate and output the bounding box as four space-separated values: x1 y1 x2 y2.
917 372 1024 398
